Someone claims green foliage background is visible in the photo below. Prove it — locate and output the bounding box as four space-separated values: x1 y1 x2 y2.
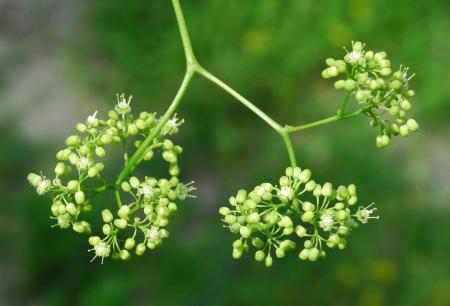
0 0 449 305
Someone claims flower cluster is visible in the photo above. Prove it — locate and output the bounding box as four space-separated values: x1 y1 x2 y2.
27 94 194 262
322 41 419 147
219 166 378 267
89 175 195 263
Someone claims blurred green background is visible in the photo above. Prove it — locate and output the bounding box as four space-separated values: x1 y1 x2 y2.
0 0 449 305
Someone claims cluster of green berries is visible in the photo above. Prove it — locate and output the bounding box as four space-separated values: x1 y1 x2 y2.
27 94 194 262
322 41 419 148
219 166 378 267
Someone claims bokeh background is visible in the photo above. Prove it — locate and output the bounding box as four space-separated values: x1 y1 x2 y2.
1 0 449 305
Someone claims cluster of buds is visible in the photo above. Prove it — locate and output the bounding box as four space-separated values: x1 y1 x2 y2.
322 41 419 147
89 176 195 263
27 94 195 262
219 167 378 267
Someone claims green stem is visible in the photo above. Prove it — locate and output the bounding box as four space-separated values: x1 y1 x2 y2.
286 107 369 133
114 0 369 184
280 132 297 167
172 0 197 65
115 69 194 185
196 66 283 132
115 190 123 207
337 93 350 115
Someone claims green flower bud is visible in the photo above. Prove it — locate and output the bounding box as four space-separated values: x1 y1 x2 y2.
406 119 419 132
279 216 293 228
219 207 230 216
88 236 101 246
236 189 247 204
119 249 131 260
102 224 112 235
338 238 347 250
66 203 77 215
305 180 316 191
301 211 314 223
334 80 346 90
224 215 236 224
380 67 392 76
348 195 358 205
162 151 177 163
344 79 356 91
54 162 66 176
322 182 333 197
127 124 139 135
239 226 251 238
121 182 131 192
169 163 180 176
75 191 85 204
295 225 307 237
406 90 415 97
275 248 285 258
136 243 146 255
76 123 87 133
79 145 89 156
125 238 136 250
252 237 265 249
95 147 106 158
65 135 81 147
255 250 265 262
67 180 79 192
265 255 273 267
399 125 410 137
299 249 309 261
322 66 339 79
51 202 65 216
27 173 41 186
325 58 335 66
129 177 140 188
246 212 260 223
400 99 412 111
100 134 112 145
118 205 130 218
335 60 346 73
308 247 319 261
232 247 243 259
102 209 113 223
114 218 128 229
389 80 402 90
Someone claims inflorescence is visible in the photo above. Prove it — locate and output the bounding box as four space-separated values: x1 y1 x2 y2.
28 94 195 262
322 41 419 148
219 167 378 267
28 34 418 266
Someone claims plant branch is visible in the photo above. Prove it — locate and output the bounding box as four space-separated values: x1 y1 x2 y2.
286 107 369 134
337 93 351 116
115 69 194 185
280 132 297 167
196 66 283 132
172 0 197 65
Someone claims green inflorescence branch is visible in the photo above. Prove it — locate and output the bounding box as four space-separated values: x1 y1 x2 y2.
116 0 368 185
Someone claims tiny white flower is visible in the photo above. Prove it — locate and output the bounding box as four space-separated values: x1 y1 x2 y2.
319 213 334 231
138 183 154 199
91 241 111 263
86 111 98 127
355 203 378 224
36 179 51 195
146 227 160 242
115 94 132 115
278 186 294 200
77 157 91 170
345 51 363 65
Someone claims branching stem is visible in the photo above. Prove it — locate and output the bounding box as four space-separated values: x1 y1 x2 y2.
114 0 367 183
